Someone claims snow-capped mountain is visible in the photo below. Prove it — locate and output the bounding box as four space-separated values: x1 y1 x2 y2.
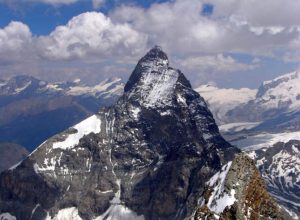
227 71 300 132
0 47 284 220
196 85 256 124
0 75 124 101
196 71 300 132
0 75 124 151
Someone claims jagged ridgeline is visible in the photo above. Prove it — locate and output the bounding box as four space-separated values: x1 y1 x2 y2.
0 47 286 220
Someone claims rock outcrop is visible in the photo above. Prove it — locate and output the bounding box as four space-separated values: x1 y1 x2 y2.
195 153 289 220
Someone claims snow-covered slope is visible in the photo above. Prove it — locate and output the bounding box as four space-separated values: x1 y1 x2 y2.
196 85 256 124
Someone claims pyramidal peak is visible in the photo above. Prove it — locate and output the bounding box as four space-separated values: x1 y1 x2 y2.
124 46 191 108
139 45 169 67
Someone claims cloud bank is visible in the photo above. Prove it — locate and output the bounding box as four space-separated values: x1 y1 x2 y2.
1 0 300 87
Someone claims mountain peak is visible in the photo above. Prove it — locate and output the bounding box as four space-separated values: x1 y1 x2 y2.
124 46 192 108
140 45 169 65
124 46 170 92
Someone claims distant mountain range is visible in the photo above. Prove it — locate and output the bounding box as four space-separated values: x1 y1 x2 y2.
199 71 300 133
0 75 124 151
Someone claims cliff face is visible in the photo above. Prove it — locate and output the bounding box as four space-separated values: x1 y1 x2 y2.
0 143 28 173
195 153 288 220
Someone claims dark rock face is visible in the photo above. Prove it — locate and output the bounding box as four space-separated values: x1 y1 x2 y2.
0 143 29 173
1 47 240 220
194 153 286 220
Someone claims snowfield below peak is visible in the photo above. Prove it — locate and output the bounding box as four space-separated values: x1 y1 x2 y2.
52 115 101 150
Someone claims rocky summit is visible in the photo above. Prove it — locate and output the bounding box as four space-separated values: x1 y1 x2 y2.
0 47 284 220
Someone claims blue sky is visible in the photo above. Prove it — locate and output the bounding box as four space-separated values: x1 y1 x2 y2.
0 0 300 88
0 0 167 35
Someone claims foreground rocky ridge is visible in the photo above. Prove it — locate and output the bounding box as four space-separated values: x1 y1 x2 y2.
241 139 300 218
195 153 287 220
0 47 285 220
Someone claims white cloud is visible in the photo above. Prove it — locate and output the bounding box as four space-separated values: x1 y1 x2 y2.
1 0 300 87
209 0 300 27
0 21 31 52
109 0 300 56
92 0 106 9
0 21 33 64
37 12 148 60
179 54 258 73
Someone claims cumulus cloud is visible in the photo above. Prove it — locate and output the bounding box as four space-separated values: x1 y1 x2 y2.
0 21 33 63
37 12 148 61
1 0 300 87
110 0 300 56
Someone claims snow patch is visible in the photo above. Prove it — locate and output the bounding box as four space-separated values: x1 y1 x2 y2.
95 204 144 220
206 162 236 214
14 80 32 94
52 115 101 150
143 68 178 108
131 106 141 120
46 207 82 220
177 94 187 106
0 213 16 220
9 161 23 171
